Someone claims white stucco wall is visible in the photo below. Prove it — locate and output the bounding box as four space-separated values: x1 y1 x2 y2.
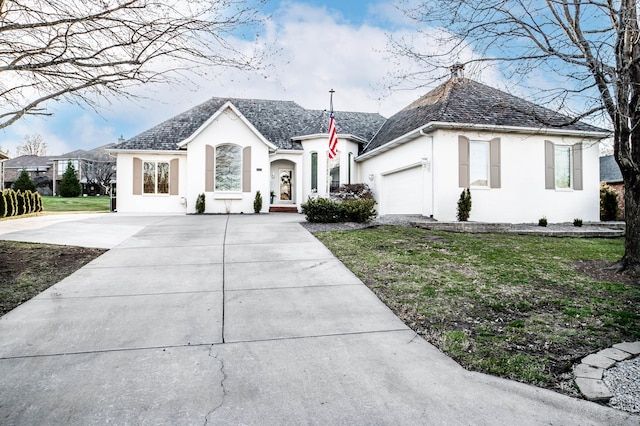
114 152 187 213
184 108 272 214
358 129 601 223
300 137 360 202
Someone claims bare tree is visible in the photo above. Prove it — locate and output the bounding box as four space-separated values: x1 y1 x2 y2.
392 0 640 273
81 150 116 194
16 134 47 156
0 0 266 129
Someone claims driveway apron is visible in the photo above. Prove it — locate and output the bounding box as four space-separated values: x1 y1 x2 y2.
0 214 635 425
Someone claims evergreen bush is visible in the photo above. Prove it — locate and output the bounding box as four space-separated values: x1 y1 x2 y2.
8 190 17 216
538 216 548 227
456 188 472 221
59 161 82 197
253 191 263 213
13 169 36 192
16 191 25 215
341 199 377 223
0 191 6 217
301 197 377 223
195 193 206 214
600 183 620 221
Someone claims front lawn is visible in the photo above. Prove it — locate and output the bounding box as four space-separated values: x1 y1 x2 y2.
315 226 639 396
42 195 110 212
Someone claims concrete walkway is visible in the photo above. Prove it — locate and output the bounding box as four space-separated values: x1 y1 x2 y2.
0 213 636 425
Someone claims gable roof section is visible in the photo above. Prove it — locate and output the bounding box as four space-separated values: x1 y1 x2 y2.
111 97 386 152
364 78 610 154
600 155 623 183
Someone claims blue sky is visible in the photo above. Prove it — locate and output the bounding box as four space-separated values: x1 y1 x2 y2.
0 0 496 156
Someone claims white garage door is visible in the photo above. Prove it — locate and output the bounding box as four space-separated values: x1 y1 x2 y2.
382 166 423 214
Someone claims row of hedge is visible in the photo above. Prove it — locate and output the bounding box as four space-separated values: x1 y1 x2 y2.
0 189 44 218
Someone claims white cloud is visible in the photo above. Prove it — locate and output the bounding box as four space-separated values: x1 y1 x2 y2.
0 1 516 155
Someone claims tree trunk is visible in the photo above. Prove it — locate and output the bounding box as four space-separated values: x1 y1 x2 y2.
620 177 640 274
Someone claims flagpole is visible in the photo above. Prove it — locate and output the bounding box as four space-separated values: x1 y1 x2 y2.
329 88 334 113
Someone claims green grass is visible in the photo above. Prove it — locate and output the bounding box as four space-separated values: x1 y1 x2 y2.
315 226 639 394
42 195 110 212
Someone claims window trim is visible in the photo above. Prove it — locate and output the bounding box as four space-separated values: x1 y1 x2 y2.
545 141 583 191
458 136 501 188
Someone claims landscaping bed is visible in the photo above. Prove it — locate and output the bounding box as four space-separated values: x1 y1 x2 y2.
0 241 105 316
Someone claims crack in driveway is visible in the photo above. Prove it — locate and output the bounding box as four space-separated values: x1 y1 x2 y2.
204 345 228 425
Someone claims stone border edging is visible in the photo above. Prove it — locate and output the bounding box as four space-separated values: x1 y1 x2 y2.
574 341 640 401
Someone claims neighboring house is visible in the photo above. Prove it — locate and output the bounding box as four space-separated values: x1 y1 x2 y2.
52 143 116 196
2 155 52 194
0 149 9 189
3 144 117 196
600 154 625 218
108 70 609 222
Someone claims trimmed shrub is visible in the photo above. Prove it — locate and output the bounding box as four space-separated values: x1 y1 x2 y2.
195 193 206 214
253 191 263 213
301 197 377 223
301 197 342 223
59 161 82 197
457 188 472 221
538 217 548 227
8 190 17 216
13 169 36 192
0 191 6 217
16 191 25 215
341 199 377 223
600 183 619 221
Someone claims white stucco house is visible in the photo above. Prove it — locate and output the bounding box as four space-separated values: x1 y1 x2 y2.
108 72 609 223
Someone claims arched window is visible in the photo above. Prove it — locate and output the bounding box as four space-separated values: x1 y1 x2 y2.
215 144 241 191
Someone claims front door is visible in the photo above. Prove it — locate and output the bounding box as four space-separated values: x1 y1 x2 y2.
279 169 294 203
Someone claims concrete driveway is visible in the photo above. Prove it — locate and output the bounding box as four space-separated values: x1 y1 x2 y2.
0 213 635 425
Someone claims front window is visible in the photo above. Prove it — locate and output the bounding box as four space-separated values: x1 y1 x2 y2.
58 159 79 176
327 152 340 192
311 152 318 191
555 145 571 189
469 141 489 187
143 161 170 194
215 144 241 191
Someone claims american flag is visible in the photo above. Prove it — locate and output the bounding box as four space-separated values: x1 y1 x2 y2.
328 111 338 159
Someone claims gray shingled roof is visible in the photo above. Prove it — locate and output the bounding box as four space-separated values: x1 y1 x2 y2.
3 155 51 170
112 97 386 151
300 110 386 142
600 155 623 183
364 78 610 154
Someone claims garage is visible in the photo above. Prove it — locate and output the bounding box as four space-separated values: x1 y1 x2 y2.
381 165 424 215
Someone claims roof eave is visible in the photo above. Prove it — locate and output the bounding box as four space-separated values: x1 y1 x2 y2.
106 148 187 155
357 121 611 162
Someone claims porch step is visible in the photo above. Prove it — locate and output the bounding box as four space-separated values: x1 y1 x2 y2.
269 206 299 213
